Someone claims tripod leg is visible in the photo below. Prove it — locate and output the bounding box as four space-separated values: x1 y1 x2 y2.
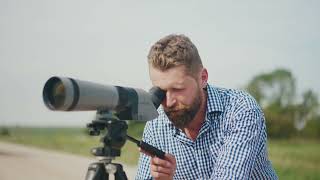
85 162 109 180
114 163 128 180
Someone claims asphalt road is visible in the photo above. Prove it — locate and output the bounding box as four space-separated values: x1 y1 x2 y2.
0 142 137 180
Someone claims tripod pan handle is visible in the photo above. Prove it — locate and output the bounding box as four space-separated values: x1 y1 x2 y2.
139 141 165 159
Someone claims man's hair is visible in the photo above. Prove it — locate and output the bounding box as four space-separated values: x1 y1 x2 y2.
148 34 203 76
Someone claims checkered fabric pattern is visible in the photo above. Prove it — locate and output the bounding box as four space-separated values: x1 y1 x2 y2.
135 84 278 180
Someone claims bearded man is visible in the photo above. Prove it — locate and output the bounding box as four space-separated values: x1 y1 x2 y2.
136 34 278 180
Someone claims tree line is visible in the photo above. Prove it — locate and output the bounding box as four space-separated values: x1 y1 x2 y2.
245 68 320 139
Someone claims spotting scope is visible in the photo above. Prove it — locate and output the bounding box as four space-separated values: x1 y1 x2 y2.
42 76 165 121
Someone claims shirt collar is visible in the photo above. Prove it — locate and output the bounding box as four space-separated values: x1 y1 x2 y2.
206 84 224 113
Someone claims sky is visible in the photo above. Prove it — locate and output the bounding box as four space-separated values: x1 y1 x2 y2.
0 0 319 127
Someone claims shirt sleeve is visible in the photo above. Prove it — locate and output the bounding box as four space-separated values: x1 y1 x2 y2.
210 108 265 180
135 121 154 180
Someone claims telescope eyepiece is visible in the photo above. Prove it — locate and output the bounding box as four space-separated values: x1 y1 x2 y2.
149 87 166 108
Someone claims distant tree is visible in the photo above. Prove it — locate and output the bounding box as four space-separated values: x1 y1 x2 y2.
245 68 320 138
246 68 296 108
0 127 10 136
300 115 320 138
293 89 319 131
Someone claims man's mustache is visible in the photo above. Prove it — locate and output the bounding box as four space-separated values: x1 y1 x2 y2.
165 107 189 113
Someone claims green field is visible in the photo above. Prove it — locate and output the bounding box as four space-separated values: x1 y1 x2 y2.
1 126 320 179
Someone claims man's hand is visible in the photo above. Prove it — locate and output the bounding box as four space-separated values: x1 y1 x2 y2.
140 148 176 180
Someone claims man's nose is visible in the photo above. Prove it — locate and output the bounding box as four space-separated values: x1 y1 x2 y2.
165 92 176 108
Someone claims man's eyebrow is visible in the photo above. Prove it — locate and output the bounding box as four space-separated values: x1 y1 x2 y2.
170 82 186 89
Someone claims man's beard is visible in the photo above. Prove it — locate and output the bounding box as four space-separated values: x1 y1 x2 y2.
164 88 202 129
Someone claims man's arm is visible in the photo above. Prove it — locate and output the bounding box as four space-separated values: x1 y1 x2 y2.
211 108 265 179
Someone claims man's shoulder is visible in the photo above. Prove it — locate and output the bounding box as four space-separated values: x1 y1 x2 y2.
209 85 261 111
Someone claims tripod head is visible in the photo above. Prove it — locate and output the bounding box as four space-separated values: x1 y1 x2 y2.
87 110 128 158
85 110 130 180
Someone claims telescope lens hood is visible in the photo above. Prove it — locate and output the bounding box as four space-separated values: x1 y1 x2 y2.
43 76 79 111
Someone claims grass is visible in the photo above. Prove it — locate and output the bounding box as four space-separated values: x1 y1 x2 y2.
0 127 99 156
268 139 320 180
1 126 320 179
0 124 145 165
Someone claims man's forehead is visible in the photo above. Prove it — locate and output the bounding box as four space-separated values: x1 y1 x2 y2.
153 78 186 90
149 66 193 90
149 65 188 76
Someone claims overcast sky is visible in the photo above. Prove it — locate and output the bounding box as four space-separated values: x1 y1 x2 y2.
1 0 319 126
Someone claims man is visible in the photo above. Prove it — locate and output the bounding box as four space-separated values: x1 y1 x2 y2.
136 34 277 179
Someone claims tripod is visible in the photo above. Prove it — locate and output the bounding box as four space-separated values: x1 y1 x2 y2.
85 111 128 180
84 110 165 180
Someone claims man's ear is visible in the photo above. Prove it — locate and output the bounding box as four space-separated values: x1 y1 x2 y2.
200 68 208 88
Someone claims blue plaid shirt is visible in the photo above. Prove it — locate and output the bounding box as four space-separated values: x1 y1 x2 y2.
136 84 278 180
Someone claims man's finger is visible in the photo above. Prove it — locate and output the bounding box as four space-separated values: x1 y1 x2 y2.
164 153 176 164
151 164 171 174
151 171 170 179
151 156 172 168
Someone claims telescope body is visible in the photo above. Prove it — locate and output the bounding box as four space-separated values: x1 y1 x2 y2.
43 76 165 121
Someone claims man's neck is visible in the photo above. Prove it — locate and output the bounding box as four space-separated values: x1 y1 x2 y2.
183 92 207 141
